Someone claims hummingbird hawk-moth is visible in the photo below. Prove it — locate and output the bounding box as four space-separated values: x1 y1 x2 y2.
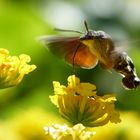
39 21 140 90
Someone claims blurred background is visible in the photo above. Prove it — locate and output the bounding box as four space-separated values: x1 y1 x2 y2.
0 0 140 139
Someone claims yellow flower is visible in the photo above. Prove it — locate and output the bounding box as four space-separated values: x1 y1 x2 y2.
67 75 97 96
0 48 36 88
9 107 61 140
44 123 96 140
92 111 140 140
50 75 121 127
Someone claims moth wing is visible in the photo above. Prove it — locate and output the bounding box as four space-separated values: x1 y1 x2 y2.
39 36 98 69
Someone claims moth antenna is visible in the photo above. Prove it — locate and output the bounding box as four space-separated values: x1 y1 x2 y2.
84 20 89 32
54 28 83 34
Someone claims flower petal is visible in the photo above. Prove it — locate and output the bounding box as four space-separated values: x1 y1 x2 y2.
0 48 36 88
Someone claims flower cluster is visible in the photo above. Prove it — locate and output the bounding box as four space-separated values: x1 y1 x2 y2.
44 123 96 140
0 48 36 88
50 75 121 127
0 47 121 139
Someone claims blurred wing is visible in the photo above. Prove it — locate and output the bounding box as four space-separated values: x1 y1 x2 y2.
81 37 114 69
113 38 140 52
39 36 98 69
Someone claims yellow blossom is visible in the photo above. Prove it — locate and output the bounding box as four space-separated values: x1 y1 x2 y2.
9 107 62 140
50 75 121 127
66 75 97 96
93 111 140 140
0 48 36 88
44 123 96 140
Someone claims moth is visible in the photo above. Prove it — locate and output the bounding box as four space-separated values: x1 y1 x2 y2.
39 21 140 89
